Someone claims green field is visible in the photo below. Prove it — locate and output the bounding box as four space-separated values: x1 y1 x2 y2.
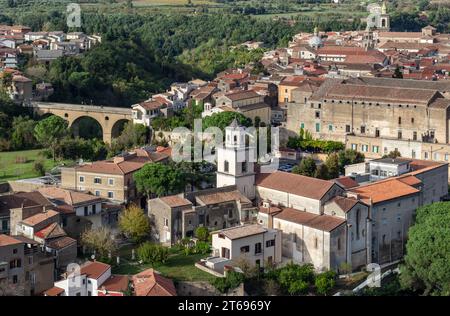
112 250 216 282
0 149 73 184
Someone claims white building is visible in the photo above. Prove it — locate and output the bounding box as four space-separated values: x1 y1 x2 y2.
209 224 282 271
216 119 256 200
47 261 112 296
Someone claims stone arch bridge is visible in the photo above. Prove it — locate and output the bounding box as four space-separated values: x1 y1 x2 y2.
30 102 132 143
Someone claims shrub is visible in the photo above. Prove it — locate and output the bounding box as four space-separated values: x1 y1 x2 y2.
277 263 315 295
212 271 245 293
194 241 211 255
195 226 209 241
137 242 169 266
33 160 46 176
315 270 336 295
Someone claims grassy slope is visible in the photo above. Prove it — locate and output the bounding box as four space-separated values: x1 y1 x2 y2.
0 149 72 183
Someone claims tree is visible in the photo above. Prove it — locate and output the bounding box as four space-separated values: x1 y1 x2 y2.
325 153 340 179
293 157 317 177
134 162 186 197
119 204 150 243
399 202 450 295
34 116 69 161
11 116 36 150
383 149 401 159
393 66 403 79
110 122 149 155
277 263 315 295
195 226 209 242
212 271 245 293
33 160 46 176
81 227 117 259
202 111 252 132
314 164 330 180
136 242 169 266
337 149 365 173
315 270 336 296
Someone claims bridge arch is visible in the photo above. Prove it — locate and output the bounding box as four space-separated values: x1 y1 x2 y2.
31 102 133 144
70 116 103 140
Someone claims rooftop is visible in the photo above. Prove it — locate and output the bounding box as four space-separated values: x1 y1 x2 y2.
0 234 22 247
215 224 268 240
21 210 59 227
256 171 336 200
80 261 111 280
274 207 346 232
132 268 176 296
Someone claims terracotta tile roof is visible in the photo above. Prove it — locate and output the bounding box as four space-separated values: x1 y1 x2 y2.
76 159 148 175
256 171 336 200
397 175 422 186
195 190 251 206
379 32 422 38
99 275 129 293
325 84 440 105
0 191 50 216
274 207 346 232
21 210 59 227
80 261 111 280
0 234 23 247
349 179 419 204
34 222 66 239
215 224 267 240
132 269 176 296
38 187 103 206
159 195 192 208
330 196 361 213
44 286 65 296
46 236 76 250
224 90 260 101
333 176 359 189
133 99 167 111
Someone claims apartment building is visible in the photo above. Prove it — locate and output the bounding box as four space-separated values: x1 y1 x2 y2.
61 148 170 204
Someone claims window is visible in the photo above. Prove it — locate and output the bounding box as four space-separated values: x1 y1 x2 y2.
356 209 361 240
92 204 96 215
224 160 229 173
240 246 250 253
300 123 305 129
445 154 449 162
88 291 92 296
412 150 416 159
228 209 233 218
255 242 262 254
351 143 357 151
13 248 17 254
95 190 100 196
360 126 366 134
242 162 247 173
266 239 275 247
13 275 18 284
337 238 341 251
108 192 114 199
9 259 21 269
398 117 401 125
398 131 402 139
346 125 351 133
328 124 333 131
424 152 429 159
314 237 318 249
108 178 114 185
315 111 320 119
372 146 379 153
84 206 88 216
94 177 101 184
315 123 320 132
361 145 368 152
1 220 7 231
413 131 417 141
76 293 81 296
375 128 380 137
79 176 84 183
411 118 414 124
164 218 169 227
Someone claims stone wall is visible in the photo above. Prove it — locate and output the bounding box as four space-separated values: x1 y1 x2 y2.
176 281 245 296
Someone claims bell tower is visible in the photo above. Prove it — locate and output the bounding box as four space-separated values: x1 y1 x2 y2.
216 119 256 199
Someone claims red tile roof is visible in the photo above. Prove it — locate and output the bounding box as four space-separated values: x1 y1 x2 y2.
44 286 65 296
256 171 336 200
0 234 23 247
80 261 111 280
349 178 420 204
21 210 59 227
274 207 346 232
132 269 176 296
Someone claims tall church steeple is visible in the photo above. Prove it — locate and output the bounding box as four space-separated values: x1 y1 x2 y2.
216 119 256 200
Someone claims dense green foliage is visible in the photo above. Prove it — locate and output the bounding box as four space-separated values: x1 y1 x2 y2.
137 242 170 266
34 115 69 161
202 112 252 132
292 157 317 177
277 263 315 295
287 128 344 153
133 162 186 197
212 271 245 294
119 204 151 243
399 202 450 296
195 227 209 242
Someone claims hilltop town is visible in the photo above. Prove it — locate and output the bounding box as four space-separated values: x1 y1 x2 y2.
0 0 449 298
